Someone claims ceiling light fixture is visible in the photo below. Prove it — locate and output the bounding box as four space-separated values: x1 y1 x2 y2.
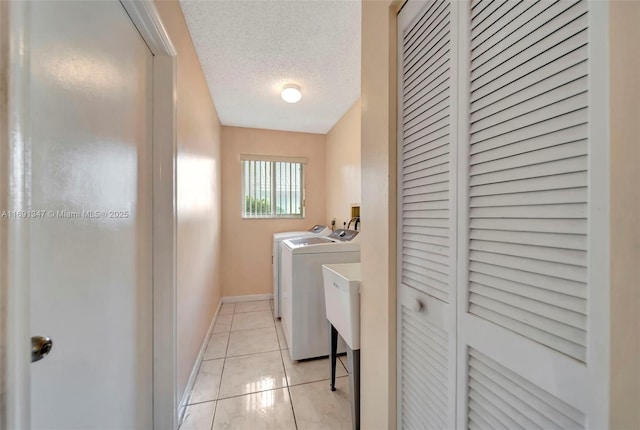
281 85 302 103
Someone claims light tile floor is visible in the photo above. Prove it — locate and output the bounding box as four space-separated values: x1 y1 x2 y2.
181 300 352 430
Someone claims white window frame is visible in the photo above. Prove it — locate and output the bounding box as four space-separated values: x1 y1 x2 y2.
240 154 307 219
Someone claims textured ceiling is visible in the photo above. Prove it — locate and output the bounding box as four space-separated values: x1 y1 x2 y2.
179 0 361 134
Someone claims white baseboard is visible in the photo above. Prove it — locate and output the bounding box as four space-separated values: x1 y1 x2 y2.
177 299 222 425
222 293 273 303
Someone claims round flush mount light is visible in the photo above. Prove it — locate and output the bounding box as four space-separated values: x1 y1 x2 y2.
281 85 302 103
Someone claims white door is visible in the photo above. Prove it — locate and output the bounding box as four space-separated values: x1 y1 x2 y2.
398 0 610 428
397 0 458 428
28 1 153 428
457 1 609 428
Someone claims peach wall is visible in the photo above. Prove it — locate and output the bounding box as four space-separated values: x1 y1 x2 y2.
610 2 640 429
360 1 398 428
326 98 361 228
221 126 326 297
155 0 223 402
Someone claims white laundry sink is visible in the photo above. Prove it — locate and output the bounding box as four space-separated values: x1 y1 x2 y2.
322 263 361 350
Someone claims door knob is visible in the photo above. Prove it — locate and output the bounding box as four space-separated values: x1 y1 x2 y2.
412 299 424 313
31 336 53 363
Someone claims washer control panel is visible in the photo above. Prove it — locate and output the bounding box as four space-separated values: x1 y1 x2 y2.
329 229 359 242
308 225 328 234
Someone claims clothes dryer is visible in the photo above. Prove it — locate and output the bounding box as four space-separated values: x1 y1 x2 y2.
272 225 330 318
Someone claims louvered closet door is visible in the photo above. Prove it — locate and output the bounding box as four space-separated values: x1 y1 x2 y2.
397 1 458 428
457 1 609 429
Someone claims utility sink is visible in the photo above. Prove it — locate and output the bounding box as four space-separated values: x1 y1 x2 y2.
323 263 362 430
322 263 361 350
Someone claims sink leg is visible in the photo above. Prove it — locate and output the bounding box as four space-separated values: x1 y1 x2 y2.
330 323 338 391
347 347 360 430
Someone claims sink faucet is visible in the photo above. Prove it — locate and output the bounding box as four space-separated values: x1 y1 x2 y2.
347 216 360 231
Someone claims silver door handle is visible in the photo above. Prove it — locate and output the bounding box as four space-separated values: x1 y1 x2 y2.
31 336 53 363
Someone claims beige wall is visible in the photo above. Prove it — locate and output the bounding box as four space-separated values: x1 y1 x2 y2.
155 0 223 402
221 126 326 297
326 98 362 227
360 1 398 428
610 2 640 429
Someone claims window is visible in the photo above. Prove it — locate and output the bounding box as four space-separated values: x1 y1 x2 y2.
241 155 305 218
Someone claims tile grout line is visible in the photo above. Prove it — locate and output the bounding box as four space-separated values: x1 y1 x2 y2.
233 306 270 316
215 324 277 335
215 306 276 402
208 305 235 429
192 300 350 428
223 306 277 358
186 373 351 406
215 305 283 427
228 315 275 332
188 343 348 404
184 399 216 408
338 354 349 374
209 401 216 430
204 325 278 361
191 301 351 429
228 326 274 332
185 305 233 429
213 346 281 361
279 348 299 430
274 305 298 429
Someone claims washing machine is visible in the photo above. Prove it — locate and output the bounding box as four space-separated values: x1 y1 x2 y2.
280 229 360 360
272 225 330 318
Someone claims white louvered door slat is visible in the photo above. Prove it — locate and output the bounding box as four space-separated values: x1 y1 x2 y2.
397 1 457 428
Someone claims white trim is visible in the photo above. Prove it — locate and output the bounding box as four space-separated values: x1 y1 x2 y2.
395 4 406 429
121 0 176 56
121 2 178 428
222 294 274 304
1 1 31 428
177 300 222 425
448 3 460 429
455 1 472 428
240 154 308 164
150 53 178 430
586 1 610 428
